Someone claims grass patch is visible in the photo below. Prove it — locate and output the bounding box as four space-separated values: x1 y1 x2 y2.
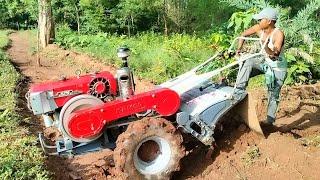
301 136 320 148
0 30 49 179
0 30 12 49
241 146 261 166
0 31 19 110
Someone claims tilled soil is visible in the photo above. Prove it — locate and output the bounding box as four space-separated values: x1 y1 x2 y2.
7 31 320 180
174 79 320 180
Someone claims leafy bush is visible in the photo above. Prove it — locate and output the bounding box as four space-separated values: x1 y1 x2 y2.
227 8 257 34
0 30 49 179
56 26 217 84
284 52 312 84
0 111 49 179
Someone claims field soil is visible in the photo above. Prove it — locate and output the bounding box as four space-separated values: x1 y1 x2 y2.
7 31 320 180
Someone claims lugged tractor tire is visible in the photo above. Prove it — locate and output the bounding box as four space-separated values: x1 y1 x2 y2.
114 117 185 180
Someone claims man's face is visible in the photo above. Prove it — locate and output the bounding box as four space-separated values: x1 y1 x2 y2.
258 18 271 29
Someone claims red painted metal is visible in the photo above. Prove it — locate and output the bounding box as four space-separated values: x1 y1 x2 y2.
67 88 180 139
94 82 106 94
29 71 117 107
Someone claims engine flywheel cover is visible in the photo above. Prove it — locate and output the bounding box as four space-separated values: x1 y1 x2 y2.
59 94 104 143
89 77 110 99
94 82 106 94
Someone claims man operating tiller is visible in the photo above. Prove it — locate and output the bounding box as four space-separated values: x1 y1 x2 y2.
235 7 287 126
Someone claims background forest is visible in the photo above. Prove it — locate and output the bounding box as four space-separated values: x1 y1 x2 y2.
0 0 319 84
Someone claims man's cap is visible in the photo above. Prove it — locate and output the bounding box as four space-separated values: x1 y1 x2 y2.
253 7 278 21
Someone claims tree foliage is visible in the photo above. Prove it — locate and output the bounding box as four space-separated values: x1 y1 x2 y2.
0 0 234 34
0 0 38 29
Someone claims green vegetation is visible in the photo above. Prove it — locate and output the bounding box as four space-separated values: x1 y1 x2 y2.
56 26 216 83
0 1 318 178
301 136 320 147
241 146 261 166
54 0 319 86
0 30 19 111
0 0 319 86
0 30 49 179
0 0 233 34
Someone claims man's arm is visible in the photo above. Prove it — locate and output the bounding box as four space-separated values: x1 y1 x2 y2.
237 24 261 52
264 31 284 58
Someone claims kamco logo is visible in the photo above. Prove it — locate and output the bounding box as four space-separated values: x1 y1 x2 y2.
116 102 145 115
54 90 82 98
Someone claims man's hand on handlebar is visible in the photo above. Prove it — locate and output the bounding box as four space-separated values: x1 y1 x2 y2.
236 49 241 56
235 49 250 57
218 50 236 59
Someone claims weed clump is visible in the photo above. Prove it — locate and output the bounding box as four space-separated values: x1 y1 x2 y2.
301 136 320 147
241 146 261 166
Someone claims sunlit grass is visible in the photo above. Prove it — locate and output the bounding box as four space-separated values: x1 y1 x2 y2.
0 30 49 179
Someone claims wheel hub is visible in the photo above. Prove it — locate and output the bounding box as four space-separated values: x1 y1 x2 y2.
137 140 161 163
133 136 172 175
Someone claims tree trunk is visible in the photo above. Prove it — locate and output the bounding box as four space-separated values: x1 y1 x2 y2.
131 15 134 35
75 4 80 34
163 14 168 36
127 19 131 37
163 0 168 36
38 0 55 48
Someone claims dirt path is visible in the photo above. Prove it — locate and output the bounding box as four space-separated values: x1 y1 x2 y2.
7 31 320 180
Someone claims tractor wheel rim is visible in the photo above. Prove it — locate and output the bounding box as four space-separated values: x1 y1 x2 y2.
133 136 171 175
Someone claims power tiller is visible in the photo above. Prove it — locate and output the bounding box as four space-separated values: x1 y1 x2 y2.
27 38 264 179
27 47 180 155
